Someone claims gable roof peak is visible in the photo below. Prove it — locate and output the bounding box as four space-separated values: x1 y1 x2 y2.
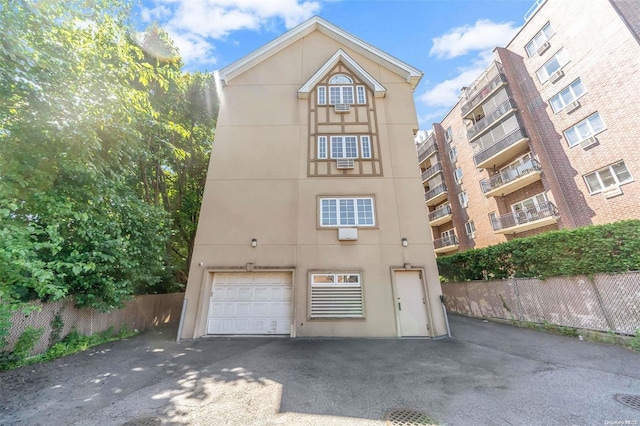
218 16 423 89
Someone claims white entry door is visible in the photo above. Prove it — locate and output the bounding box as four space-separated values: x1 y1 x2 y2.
394 271 429 337
207 272 292 335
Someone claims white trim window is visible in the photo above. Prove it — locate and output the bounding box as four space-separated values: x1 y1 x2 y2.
465 221 476 238
563 112 606 147
317 136 327 159
310 273 363 318
525 22 555 57
330 86 354 104
454 167 463 184
330 136 358 158
549 79 586 113
448 146 457 162
320 197 375 227
584 161 633 194
511 193 548 220
536 49 570 83
317 86 326 105
360 136 371 158
356 86 366 104
441 229 456 239
458 191 468 208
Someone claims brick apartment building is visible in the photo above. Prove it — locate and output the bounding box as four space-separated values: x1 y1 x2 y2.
418 0 640 255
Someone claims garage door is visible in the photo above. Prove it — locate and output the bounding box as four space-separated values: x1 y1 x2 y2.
207 272 292 335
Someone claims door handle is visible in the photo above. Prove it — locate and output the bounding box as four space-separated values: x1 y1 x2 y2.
398 302 402 311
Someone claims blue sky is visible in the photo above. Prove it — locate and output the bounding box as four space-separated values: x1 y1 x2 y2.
135 0 535 128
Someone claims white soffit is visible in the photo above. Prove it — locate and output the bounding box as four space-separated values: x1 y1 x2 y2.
218 16 423 89
298 49 387 98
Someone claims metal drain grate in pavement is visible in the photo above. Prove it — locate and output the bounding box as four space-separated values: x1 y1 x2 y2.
385 409 437 426
614 394 640 411
121 417 162 426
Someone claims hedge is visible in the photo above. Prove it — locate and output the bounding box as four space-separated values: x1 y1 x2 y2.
436 220 640 282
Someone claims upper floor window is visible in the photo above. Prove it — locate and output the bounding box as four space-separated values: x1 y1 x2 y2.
441 229 456 239
563 112 606 147
536 49 570 83
445 126 453 142
330 75 353 84
356 86 366 104
318 135 373 160
448 146 457 163
320 197 375 227
511 193 548 215
330 136 358 158
330 86 354 105
525 22 555 57
317 86 326 105
458 191 468 208
550 79 586 113
454 167 463 184
360 136 371 159
465 221 476 238
316 74 366 106
583 161 633 194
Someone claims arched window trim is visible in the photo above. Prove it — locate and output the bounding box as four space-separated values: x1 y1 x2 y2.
329 74 353 84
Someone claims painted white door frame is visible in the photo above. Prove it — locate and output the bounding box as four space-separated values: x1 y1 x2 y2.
390 267 435 338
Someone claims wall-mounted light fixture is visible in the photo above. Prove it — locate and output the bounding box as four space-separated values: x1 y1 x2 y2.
251 238 257 247
404 263 412 270
401 238 408 247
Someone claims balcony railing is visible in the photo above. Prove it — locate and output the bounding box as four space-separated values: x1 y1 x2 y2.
425 184 447 202
461 73 508 116
434 235 459 249
421 163 443 181
417 142 438 163
467 99 517 140
428 204 451 222
480 159 542 194
491 201 558 231
473 128 527 167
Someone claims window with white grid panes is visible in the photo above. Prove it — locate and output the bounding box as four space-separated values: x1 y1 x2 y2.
330 136 358 158
319 197 375 227
317 136 327 159
465 221 476 238
563 112 606 147
583 161 633 194
360 136 371 158
525 22 555 57
317 86 326 105
549 79 586 113
536 49 570 83
356 86 366 104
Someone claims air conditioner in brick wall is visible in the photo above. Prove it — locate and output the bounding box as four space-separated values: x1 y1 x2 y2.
536 41 550 56
602 185 623 199
549 69 565 84
564 100 581 114
580 136 598 150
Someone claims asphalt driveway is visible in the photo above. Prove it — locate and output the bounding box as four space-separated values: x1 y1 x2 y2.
1 315 639 425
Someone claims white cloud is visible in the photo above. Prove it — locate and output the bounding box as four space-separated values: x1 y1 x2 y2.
141 0 321 65
430 19 520 59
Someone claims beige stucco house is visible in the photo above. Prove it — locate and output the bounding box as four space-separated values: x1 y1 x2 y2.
179 16 448 339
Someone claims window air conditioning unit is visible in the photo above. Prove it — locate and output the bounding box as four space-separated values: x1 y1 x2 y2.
336 158 355 169
549 69 564 83
536 42 550 56
334 103 350 113
564 100 581 113
602 186 623 199
338 227 358 241
580 136 598 150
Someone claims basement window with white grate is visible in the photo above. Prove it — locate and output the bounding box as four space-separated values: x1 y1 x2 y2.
310 273 364 318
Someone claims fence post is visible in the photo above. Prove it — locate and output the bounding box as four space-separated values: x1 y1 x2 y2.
513 277 524 321
589 275 616 332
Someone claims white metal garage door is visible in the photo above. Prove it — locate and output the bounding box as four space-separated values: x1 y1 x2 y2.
207 272 292 335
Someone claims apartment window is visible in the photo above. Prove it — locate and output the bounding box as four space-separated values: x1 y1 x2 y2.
360 136 371 158
584 161 633 194
465 221 476 238
318 136 327 159
330 86 354 104
549 79 586 113
458 191 468 208
454 167 463 184
511 193 548 216
536 49 570 83
356 86 366 104
525 22 555 57
320 197 375 227
448 146 457 162
445 126 453 141
330 136 358 158
310 273 363 318
317 86 326 105
488 212 497 227
441 229 456 239
563 113 606 147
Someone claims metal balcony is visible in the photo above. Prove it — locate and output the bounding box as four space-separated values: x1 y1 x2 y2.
434 235 459 254
461 73 508 117
467 99 517 141
481 159 543 197
417 142 438 164
424 184 447 206
473 128 529 169
428 204 452 226
421 163 443 182
491 201 559 234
